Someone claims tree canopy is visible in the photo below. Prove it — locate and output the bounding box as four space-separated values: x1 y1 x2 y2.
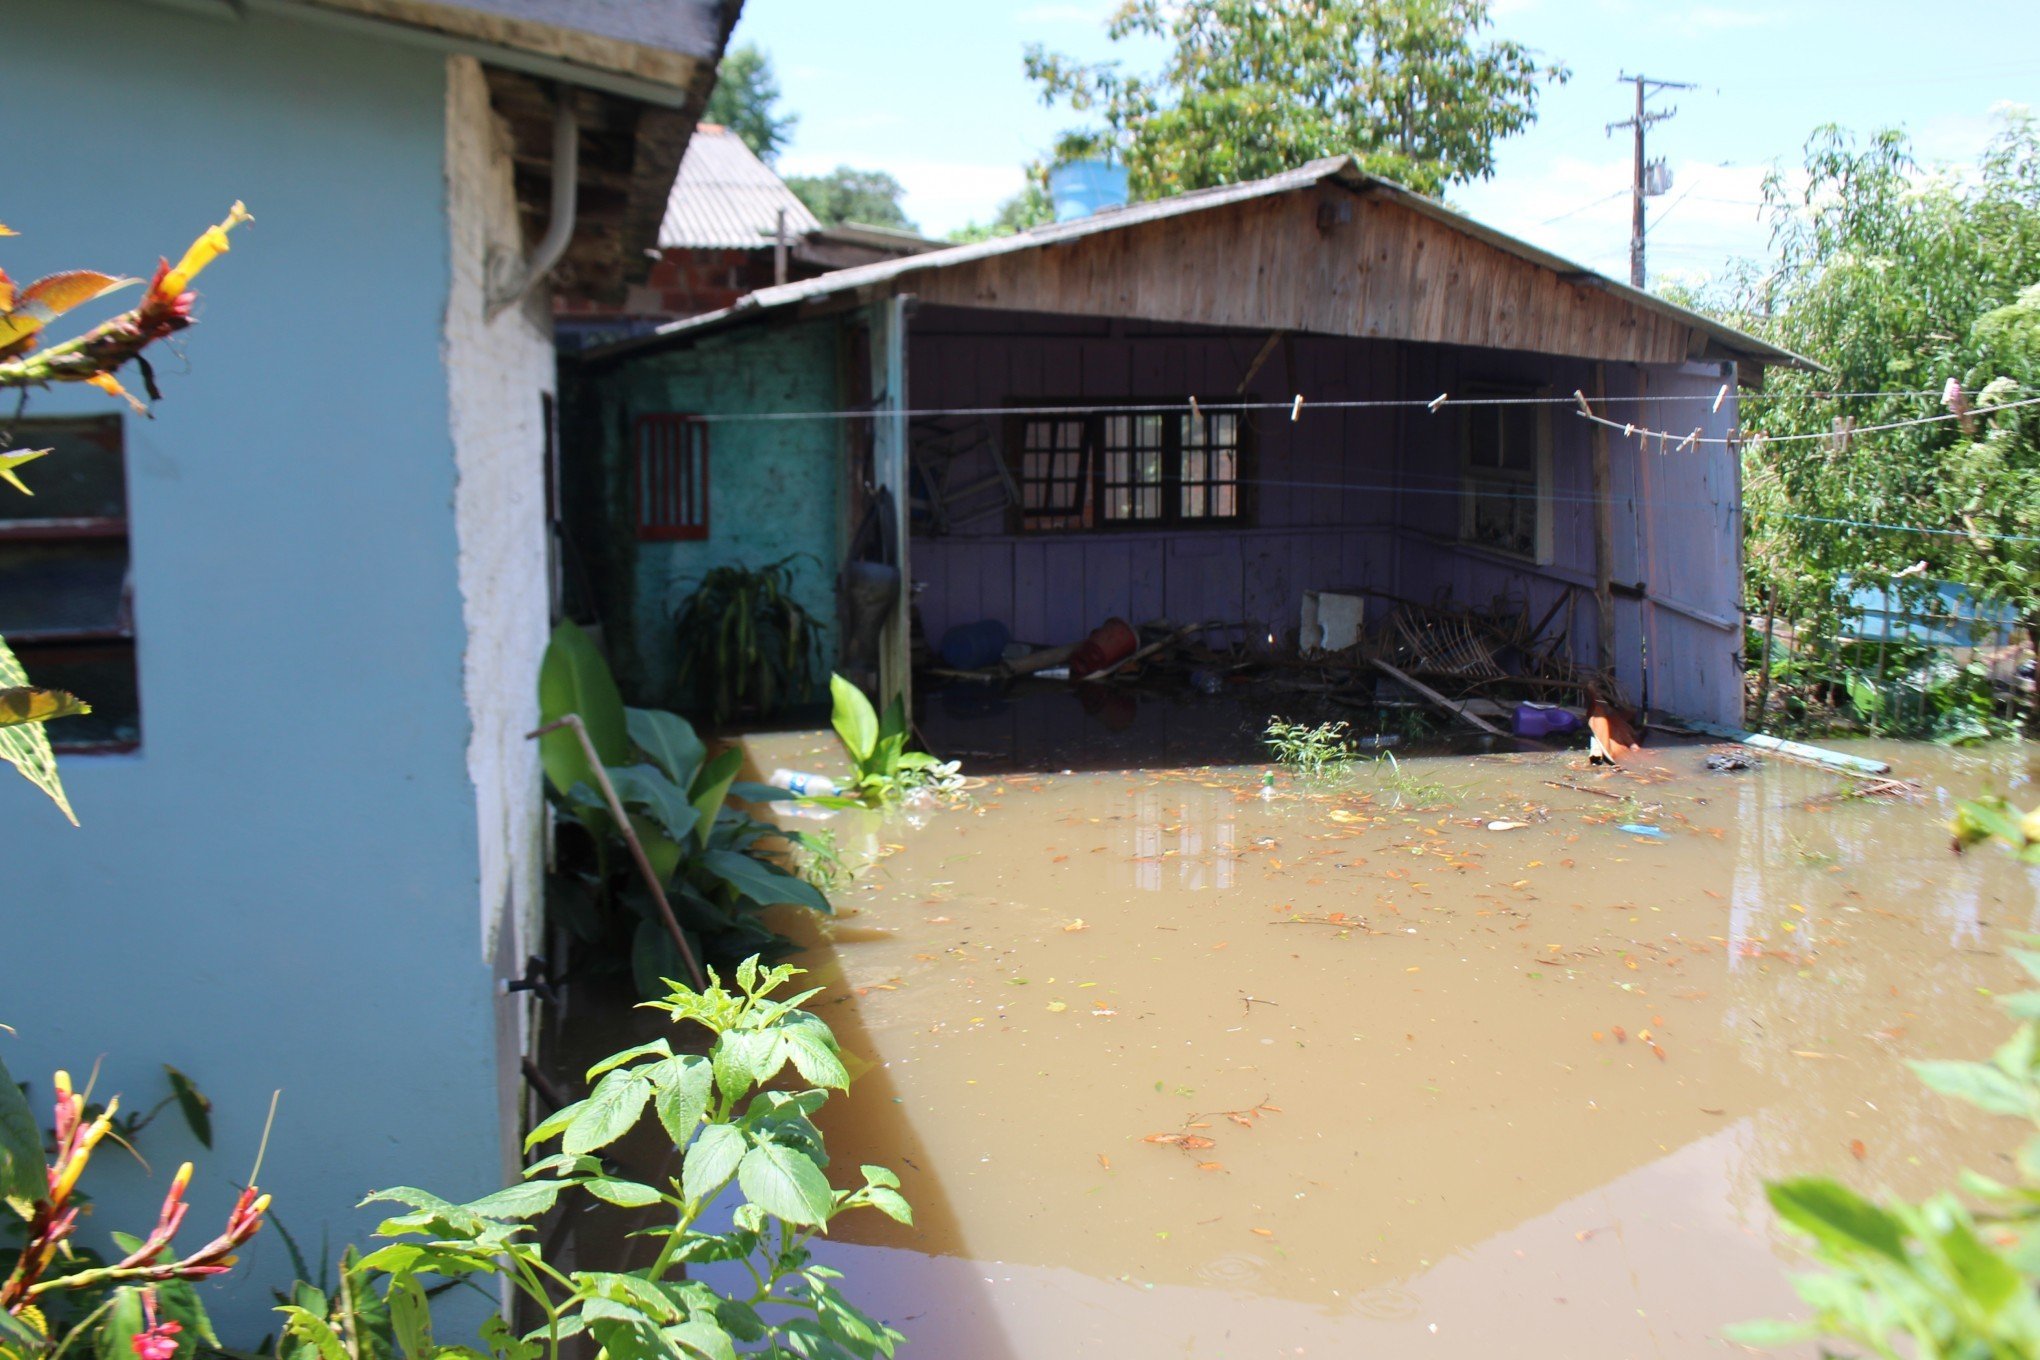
786 167 918 232
947 174 1055 243
1714 113 2040 730
1024 0 1565 199
704 44 797 164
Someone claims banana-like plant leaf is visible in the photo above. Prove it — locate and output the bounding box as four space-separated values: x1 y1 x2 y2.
538 621 629 799
829 674 878 763
0 633 76 823
700 848 830 915
689 748 743 849
626 707 706 789
607 764 702 844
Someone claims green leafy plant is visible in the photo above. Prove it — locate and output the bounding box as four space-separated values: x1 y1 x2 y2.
827 675 959 807
331 960 908 1360
541 622 832 991
672 559 823 727
1952 796 2040 864
1262 717 1354 775
1732 934 2040 1354
1370 751 1459 810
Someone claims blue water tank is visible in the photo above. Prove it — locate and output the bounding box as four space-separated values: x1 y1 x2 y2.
1049 160 1130 222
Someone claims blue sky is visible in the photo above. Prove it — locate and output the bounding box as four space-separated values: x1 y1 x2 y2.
728 0 2038 286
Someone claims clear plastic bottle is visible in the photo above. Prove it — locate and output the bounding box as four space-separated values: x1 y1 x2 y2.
770 768 840 797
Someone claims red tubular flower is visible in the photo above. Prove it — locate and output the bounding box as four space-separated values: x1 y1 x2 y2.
130 1290 182 1360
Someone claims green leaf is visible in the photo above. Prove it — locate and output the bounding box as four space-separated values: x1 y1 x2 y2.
700 848 830 914
688 748 743 850
726 780 797 803
664 1320 737 1360
0 633 76 824
608 765 702 844
1766 1177 1909 1263
682 1123 745 1206
564 1068 652 1155
1938 1220 2022 1313
1911 1058 2037 1117
862 1186 912 1225
463 1179 568 1220
777 1019 849 1090
584 1177 664 1208
275 1307 352 1360
860 1164 900 1191
649 1056 713 1147
538 621 630 799
524 1098 584 1151
829 674 878 764
627 708 707 788
737 1140 835 1226
163 1064 213 1149
387 1271 434 1360
587 1040 673 1082
0 1050 46 1205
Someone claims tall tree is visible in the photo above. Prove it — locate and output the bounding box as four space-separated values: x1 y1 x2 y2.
1718 113 2040 731
1024 0 1565 199
704 43 796 164
785 167 917 232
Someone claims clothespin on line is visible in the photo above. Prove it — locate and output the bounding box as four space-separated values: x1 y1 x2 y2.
1675 427 1701 453
1712 383 1729 414
1427 392 1449 412
1572 388 1594 418
1290 394 1304 421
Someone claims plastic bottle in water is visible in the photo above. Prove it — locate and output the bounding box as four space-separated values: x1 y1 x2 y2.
770 768 840 797
1259 771 1276 800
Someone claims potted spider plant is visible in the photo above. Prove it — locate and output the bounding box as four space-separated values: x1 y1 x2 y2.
672 555 823 725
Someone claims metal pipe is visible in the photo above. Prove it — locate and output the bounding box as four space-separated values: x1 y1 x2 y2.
487 93 578 319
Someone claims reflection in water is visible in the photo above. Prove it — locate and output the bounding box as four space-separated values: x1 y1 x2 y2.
692 737 2039 1358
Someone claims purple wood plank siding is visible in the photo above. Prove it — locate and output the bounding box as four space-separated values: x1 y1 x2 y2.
907 307 1744 722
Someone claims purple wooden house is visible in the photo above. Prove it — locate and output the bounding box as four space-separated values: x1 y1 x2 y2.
570 157 1809 727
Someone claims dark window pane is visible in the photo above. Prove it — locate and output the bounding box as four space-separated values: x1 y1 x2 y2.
12 640 140 750
0 541 131 637
0 416 126 523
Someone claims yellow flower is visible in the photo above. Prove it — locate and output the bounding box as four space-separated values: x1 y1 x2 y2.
158 202 253 298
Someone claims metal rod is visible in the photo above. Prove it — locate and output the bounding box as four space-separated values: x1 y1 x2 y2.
526 714 707 990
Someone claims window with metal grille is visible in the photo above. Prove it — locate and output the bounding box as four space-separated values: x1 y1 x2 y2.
1009 404 1248 533
0 415 141 751
634 414 709 541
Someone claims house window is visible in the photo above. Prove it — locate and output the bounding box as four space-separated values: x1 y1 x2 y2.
634 413 708 541
1011 404 1249 533
1460 389 1551 562
0 415 140 751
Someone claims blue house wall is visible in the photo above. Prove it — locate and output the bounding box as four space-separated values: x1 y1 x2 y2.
3 2 501 1335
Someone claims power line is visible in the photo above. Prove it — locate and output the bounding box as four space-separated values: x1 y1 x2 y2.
1608 72 1697 288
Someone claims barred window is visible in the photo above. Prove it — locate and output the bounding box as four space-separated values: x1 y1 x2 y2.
1460 390 1550 562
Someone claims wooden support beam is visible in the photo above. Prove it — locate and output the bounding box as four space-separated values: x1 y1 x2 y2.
1235 330 1285 395
1589 363 1617 674
1370 659 1510 738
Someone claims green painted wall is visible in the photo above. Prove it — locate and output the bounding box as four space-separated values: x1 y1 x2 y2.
575 318 845 708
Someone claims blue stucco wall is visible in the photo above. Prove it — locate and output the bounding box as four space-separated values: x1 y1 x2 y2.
582 320 844 707
2 2 499 1337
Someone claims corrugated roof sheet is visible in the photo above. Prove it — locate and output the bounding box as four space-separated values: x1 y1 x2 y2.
596 156 1814 371
659 125 821 249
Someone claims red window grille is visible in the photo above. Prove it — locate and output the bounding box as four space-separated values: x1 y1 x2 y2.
634 414 709 541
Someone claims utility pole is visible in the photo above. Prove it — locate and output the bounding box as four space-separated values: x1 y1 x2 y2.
1607 73 1694 289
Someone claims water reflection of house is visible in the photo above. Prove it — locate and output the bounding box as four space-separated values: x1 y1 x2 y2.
564 158 1813 728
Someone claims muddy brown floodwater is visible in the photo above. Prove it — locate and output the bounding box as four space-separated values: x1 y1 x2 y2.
699 737 2038 1358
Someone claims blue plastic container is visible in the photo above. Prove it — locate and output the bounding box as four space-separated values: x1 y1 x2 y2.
1513 703 1582 738
939 619 1012 671
1049 161 1130 222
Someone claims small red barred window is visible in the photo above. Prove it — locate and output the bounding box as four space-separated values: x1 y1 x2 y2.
634 414 709 541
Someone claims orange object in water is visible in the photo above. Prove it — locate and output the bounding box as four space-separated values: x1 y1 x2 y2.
1587 690 1641 764
1069 617 1138 677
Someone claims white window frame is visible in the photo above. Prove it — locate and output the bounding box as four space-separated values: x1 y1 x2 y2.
1458 383 1554 565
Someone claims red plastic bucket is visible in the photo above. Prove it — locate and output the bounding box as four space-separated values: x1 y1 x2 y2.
1069 617 1138 677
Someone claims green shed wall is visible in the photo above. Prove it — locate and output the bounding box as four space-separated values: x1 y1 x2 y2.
577 318 845 708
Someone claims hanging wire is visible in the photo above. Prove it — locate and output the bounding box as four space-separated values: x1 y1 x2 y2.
676 386 1985 426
